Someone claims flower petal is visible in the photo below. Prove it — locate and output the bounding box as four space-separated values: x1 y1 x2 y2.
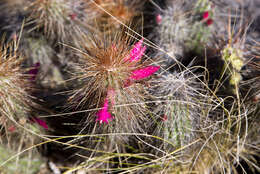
103 98 109 109
203 11 209 19
130 66 160 80
131 38 143 56
32 117 48 130
96 98 113 124
125 38 146 62
206 18 213 26
132 45 146 62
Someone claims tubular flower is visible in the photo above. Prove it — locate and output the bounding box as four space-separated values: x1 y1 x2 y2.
30 117 48 130
124 38 146 62
202 11 209 19
129 66 160 80
96 98 113 124
124 38 160 83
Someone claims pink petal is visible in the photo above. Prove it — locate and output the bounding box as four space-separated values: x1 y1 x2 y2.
33 117 48 130
96 99 113 124
129 66 160 80
131 38 143 56
125 38 146 62
206 18 213 26
203 11 209 19
132 46 146 62
96 110 112 124
156 14 162 24
103 98 109 109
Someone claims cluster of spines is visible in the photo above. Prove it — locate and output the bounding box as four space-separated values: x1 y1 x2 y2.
67 34 160 138
0 39 48 173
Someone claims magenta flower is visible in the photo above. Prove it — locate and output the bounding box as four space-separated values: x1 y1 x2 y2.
206 18 213 26
203 11 209 19
130 66 160 80
202 11 213 26
125 39 160 82
30 117 48 130
126 38 160 80
96 98 113 124
125 38 146 62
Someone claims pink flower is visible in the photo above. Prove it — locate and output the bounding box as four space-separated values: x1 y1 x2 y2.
203 11 209 19
130 66 160 80
125 38 146 62
156 14 162 24
206 18 213 26
31 117 48 130
126 38 160 81
96 98 113 124
202 11 213 26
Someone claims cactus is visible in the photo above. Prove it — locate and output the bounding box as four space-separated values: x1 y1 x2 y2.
0 0 259 173
67 33 159 135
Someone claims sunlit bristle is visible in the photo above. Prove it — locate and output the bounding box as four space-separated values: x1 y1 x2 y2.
0 41 30 120
86 0 141 33
25 0 73 41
